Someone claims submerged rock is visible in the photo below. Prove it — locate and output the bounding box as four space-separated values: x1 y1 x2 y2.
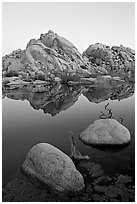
79 119 130 146
22 143 84 192
92 174 134 202
3 164 134 202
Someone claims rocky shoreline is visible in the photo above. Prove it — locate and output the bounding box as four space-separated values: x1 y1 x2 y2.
3 143 135 202
2 30 135 90
2 30 135 202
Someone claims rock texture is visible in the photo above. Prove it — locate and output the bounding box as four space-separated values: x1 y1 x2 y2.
22 143 84 192
3 162 134 202
83 43 135 82
79 119 130 146
2 31 135 86
2 30 90 83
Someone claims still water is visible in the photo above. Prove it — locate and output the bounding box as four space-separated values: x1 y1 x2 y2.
2 83 135 188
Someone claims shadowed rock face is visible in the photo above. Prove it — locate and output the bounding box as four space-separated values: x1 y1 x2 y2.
22 143 84 193
79 119 131 146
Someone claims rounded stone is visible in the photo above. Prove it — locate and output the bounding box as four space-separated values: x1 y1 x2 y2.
22 143 84 192
79 119 130 146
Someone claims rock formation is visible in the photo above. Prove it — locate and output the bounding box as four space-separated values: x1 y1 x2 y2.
79 119 131 146
22 143 84 192
83 43 135 82
2 30 91 84
2 31 135 86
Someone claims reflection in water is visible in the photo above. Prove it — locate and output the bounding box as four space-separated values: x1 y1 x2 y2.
99 103 113 119
2 82 135 201
85 142 130 153
2 82 135 116
3 84 83 116
83 82 134 104
69 131 90 160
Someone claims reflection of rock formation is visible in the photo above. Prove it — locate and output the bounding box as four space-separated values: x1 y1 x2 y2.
110 83 135 101
3 84 83 116
3 82 135 115
83 82 134 103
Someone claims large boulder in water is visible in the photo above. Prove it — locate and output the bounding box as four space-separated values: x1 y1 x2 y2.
79 119 130 146
22 143 84 192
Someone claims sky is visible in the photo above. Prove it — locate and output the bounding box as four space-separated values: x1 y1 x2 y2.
2 2 135 56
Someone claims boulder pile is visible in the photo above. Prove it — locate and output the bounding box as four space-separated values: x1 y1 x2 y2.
2 31 135 85
2 30 90 83
83 43 135 81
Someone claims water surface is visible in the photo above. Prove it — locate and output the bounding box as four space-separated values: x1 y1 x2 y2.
2 83 135 188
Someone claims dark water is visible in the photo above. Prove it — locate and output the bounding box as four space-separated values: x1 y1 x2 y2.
2 82 135 191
